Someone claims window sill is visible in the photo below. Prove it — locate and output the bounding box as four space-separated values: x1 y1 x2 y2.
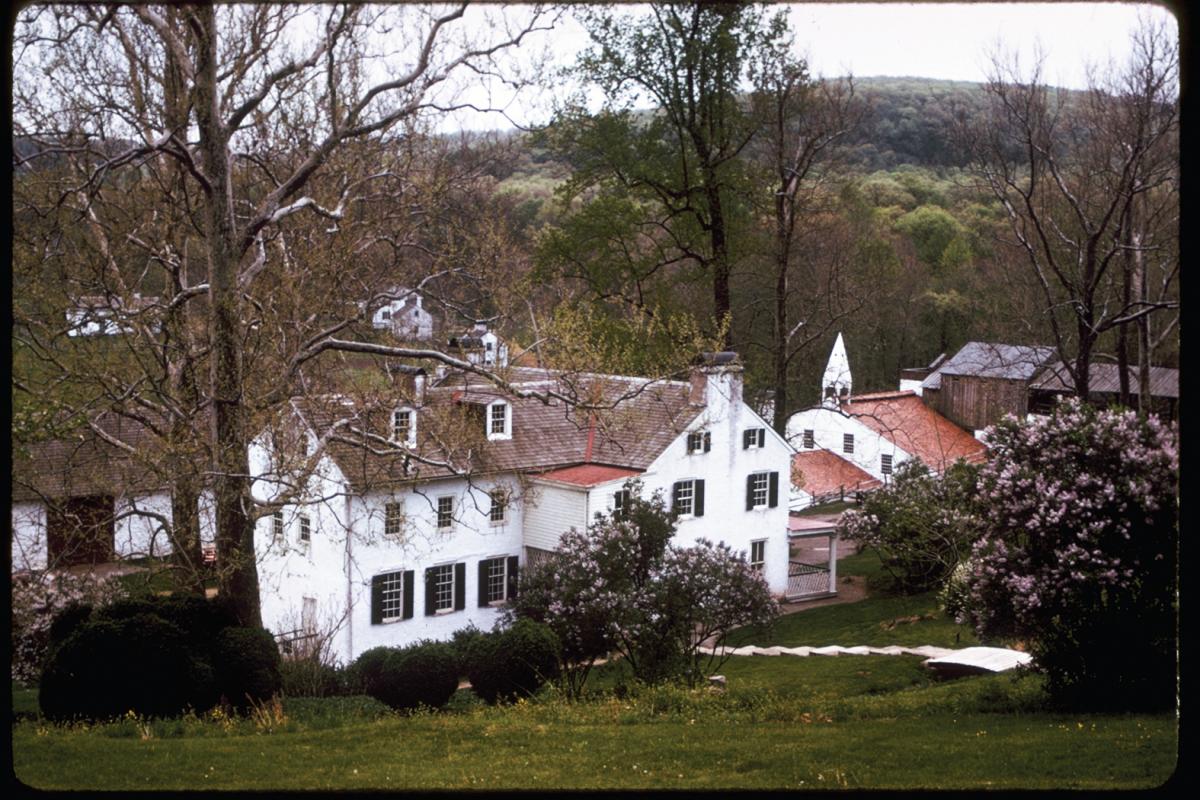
487 599 508 608
434 608 457 616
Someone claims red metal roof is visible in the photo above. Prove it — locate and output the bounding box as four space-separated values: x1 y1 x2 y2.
791 450 880 497
536 464 642 487
840 391 987 471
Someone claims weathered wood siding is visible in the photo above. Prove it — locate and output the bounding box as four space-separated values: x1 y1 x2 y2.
936 375 1028 431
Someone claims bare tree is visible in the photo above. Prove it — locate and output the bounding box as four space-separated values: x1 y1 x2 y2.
12 3 560 625
959 19 1179 403
747 22 867 433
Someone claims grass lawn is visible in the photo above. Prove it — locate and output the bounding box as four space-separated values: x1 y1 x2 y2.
11 549 1176 790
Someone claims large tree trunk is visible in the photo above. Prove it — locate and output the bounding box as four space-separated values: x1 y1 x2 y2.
707 184 734 349
195 4 261 626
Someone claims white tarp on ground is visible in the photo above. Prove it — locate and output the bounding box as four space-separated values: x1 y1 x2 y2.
922 646 1032 675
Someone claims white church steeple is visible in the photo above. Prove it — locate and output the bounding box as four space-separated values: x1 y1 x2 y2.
821 332 852 408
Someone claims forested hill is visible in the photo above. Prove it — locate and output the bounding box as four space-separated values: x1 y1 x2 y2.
839 77 992 170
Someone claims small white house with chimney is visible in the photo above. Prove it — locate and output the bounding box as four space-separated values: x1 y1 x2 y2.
369 288 435 340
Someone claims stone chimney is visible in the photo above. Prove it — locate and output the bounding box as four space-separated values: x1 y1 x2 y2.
689 351 743 413
386 362 427 405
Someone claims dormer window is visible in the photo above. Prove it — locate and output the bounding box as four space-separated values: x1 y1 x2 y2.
686 430 712 454
487 401 511 440
392 408 416 447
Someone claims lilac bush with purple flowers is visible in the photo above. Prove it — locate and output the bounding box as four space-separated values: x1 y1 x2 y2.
964 400 1178 710
508 481 778 694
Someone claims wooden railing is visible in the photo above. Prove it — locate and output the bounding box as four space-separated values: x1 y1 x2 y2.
787 560 832 599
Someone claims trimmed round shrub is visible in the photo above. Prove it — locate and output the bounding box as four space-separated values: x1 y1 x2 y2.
361 641 460 711
39 613 218 720
448 625 487 677
97 595 237 648
466 619 561 704
47 602 95 650
213 626 283 710
347 646 394 696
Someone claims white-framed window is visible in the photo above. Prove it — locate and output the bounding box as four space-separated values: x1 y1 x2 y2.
372 569 412 624
487 401 511 440
272 510 284 543
687 430 711 454
672 479 705 517
843 433 855 454
489 488 507 524
745 471 780 510
743 428 766 449
392 408 415 446
385 502 404 536
430 563 456 613
613 488 632 519
298 513 311 546
749 472 770 508
881 453 893 475
436 496 454 529
750 539 766 573
478 556 518 606
803 429 815 449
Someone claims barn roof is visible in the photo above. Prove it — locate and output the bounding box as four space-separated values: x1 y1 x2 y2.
922 341 1056 390
1031 360 1179 399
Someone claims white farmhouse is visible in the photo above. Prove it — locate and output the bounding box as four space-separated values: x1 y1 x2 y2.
447 322 508 367
369 287 435 340
252 352 793 662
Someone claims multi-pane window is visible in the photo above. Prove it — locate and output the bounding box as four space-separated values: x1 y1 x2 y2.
489 402 509 436
430 563 455 612
436 496 454 529
378 571 405 622
298 513 311 545
843 433 855 454
687 430 711 454
745 471 780 510
489 489 507 523
392 409 413 444
743 428 766 449
881 454 894 475
672 479 705 517
750 540 766 573
272 511 284 542
749 472 770 508
385 502 403 536
803 429 815 449
675 480 695 515
613 488 632 519
478 556 519 607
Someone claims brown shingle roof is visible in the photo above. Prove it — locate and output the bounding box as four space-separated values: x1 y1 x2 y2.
1031 360 1179 399
840 391 987 471
791 450 881 497
11 414 168 503
296 372 702 492
536 465 642 487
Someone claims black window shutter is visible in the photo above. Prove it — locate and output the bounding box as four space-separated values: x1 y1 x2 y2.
424 567 437 616
506 555 519 600
694 480 705 517
757 428 766 447
454 562 466 611
746 474 755 511
768 471 779 508
402 570 414 619
672 481 682 513
703 431 711 452
742 430 752 449
370 574 385 625
478 559 490 607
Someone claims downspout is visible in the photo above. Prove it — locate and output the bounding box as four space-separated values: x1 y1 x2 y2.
344 488 353 663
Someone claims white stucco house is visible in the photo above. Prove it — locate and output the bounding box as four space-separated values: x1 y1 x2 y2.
251 352 792 662
13 353 794 664
786 334 986 510
448 322 508 367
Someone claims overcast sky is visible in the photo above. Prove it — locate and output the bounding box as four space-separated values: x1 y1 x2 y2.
442 1 1179 131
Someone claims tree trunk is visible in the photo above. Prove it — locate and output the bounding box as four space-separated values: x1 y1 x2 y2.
195 5 261 626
